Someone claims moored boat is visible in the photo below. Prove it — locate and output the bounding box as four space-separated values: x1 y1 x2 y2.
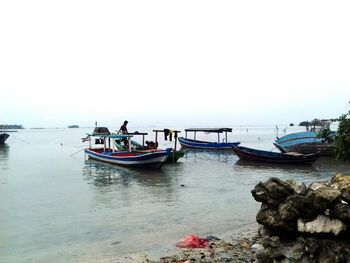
113 129 184 163
152 129 184 163
178 128 240 150
0 133 9 144
0 127 9 144
83 127 172 169
274 132 335 156
233 145 319 165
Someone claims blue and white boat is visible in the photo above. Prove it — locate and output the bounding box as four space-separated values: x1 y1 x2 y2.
273 132 334 156
178 128 240 150
83 127 172 169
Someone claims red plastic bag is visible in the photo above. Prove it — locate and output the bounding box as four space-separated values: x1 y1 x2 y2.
176 235 209 248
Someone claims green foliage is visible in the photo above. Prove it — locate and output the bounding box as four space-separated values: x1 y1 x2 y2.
334 113 350 161
317 126 334 143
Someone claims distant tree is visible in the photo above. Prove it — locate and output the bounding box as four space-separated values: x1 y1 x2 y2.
334 111 350 161
299 121 310 126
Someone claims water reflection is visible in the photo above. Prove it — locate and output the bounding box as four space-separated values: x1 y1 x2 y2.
0 144 9 169
182 148 234 164
82 160 187 211
312 157 350 175
83 160 141 187
233 157 350 184
0 144 9 158
234 159 317 172
82 159 176 185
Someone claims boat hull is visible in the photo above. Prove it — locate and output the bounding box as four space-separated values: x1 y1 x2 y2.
85 148 171 169
165 150 185 163
233 146 319 165
178 137 240 150
0 133 9 144
274 132 334 156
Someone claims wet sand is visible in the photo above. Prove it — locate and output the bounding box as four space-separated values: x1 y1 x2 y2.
107 226 260 263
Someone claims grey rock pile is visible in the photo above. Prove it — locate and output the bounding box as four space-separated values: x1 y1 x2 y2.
252 174 350 262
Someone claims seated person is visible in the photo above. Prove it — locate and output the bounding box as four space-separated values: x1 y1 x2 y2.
145 141 157 149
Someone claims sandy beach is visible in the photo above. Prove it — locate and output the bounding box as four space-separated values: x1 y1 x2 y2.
104 226 261 263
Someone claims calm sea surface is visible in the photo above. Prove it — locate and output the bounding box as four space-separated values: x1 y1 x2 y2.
1 126 350 262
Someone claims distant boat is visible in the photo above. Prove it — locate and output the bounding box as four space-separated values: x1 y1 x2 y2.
178 128 240 150
274 132 334 156
0 132 9 144
83 127 172 169
233 145 319 165
68 125 79 128
0 126 10 144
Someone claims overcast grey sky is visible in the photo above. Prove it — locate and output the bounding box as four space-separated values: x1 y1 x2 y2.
1 0 349 128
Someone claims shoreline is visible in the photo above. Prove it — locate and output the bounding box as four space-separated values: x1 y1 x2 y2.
157 227 260 263
105 224 260 263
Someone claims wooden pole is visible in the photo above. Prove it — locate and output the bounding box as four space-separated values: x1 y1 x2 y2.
174 131 178 151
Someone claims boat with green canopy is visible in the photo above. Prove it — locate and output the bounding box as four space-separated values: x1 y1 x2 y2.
83 127 171 169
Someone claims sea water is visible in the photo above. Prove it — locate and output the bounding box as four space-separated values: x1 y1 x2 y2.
1 126 349 262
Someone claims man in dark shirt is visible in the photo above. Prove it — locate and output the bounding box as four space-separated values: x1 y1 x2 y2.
119 120 128 134
119 120 129 148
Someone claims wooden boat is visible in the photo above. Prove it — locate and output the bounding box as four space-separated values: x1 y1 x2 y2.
178 128 240 150
274 132 334 156
0 127 9 144
114 129 184 163
153 129 184 163
83 127 172 169
233 145 319 165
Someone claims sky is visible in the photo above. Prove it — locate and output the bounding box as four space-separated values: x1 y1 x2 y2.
1 0 350 128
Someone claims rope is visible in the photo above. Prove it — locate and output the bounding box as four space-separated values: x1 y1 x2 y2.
60 143 85 148
70 148 85 158
9 135 30 144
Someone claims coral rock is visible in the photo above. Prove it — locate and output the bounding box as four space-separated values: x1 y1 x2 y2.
330 173 350 190
297 215 347 235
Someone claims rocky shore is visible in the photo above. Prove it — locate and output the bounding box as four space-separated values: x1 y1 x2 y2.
252 174 350 262
149 174 350 263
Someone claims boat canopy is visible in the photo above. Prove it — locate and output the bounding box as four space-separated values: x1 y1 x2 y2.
184 128 232 133
86 133 133 139
153 129 181 133
183 128 233 143
153 129 181 151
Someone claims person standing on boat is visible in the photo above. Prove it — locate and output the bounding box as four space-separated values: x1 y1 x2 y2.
119 120 128 134
119 120 129 148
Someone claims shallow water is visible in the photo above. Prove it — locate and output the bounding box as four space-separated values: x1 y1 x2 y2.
0 126 349 262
